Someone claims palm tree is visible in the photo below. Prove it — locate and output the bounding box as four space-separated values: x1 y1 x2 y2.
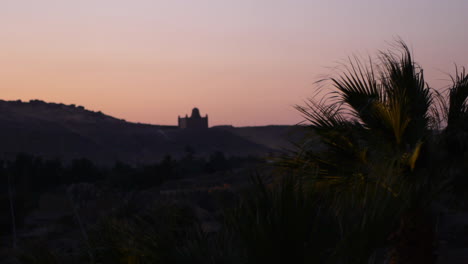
437 68 468 198
282 41 454 263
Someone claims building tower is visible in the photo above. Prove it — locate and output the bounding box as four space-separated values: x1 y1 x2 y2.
178 107 208 129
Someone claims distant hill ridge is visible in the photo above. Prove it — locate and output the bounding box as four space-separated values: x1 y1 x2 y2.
0 99 297 164
0 99 155 125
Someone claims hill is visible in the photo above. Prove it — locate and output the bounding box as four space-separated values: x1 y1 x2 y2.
213 125 304 151
0 100 297 164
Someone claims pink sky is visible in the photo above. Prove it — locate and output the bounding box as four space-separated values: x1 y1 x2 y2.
1 0 467 126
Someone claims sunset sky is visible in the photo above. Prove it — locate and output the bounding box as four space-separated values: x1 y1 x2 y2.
1 0 467 126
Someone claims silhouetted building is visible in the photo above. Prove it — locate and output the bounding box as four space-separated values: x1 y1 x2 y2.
178 108 208 129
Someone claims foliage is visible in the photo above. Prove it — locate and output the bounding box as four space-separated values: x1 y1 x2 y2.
87 201 234 264
15 242 61 264
226 174 338 263
279 40 468 262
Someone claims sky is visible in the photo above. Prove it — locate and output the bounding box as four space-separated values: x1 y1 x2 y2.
0 0 467 126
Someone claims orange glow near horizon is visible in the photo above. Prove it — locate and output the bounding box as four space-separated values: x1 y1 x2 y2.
1 0 467 126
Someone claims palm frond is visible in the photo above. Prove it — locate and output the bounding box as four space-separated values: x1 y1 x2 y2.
330 56 381 126
378 41 432 147
447 66 468 130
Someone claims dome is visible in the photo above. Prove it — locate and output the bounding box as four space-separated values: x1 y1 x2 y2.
191 107 201 118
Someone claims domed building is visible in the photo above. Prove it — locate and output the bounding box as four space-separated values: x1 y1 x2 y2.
178 107 208 129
